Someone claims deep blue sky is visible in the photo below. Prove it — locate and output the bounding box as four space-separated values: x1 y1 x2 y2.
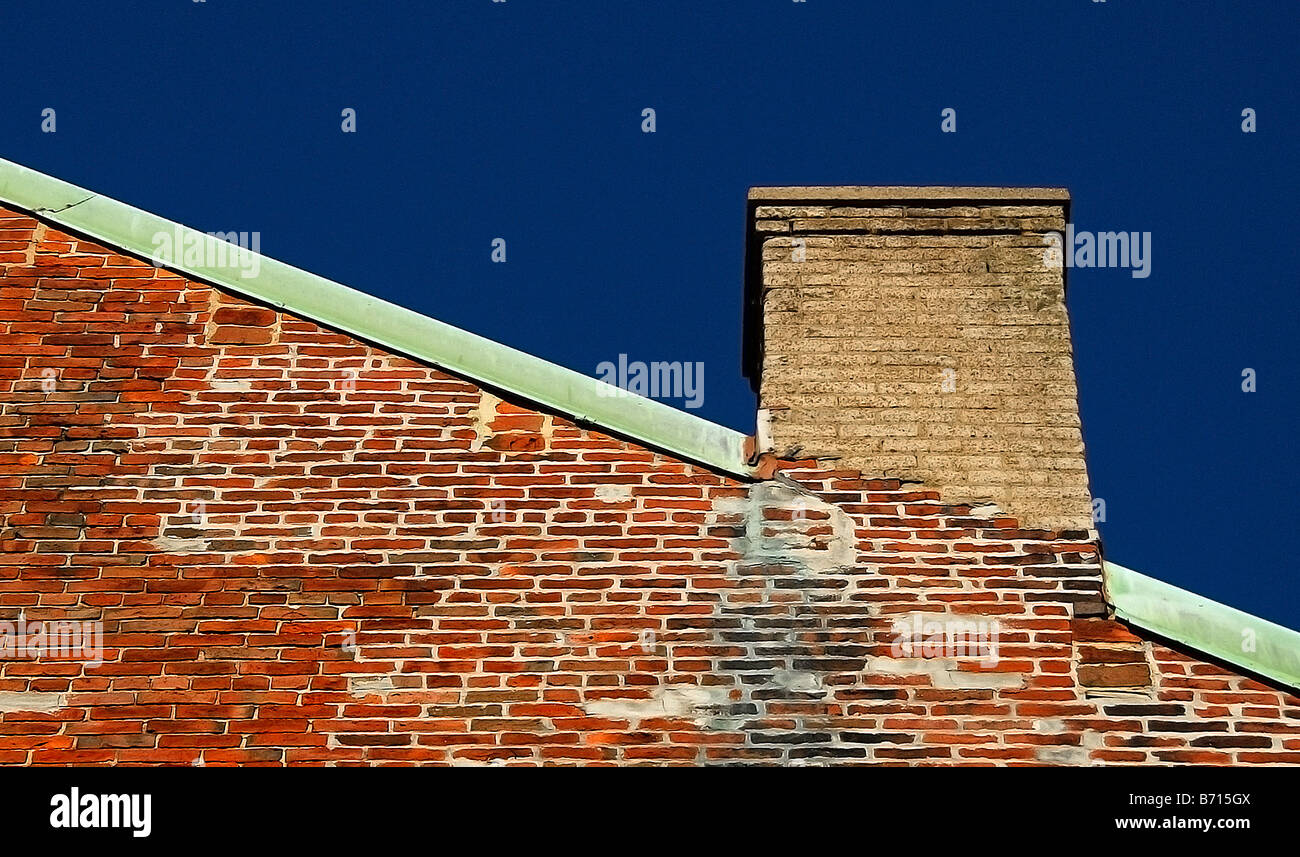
5 1 1297 627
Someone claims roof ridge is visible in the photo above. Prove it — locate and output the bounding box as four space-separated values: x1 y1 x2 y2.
0 157 754 478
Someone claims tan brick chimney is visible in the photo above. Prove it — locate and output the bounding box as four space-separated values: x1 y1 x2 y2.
744 186 1093 532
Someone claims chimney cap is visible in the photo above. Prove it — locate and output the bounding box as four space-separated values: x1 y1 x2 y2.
748 185 1070 203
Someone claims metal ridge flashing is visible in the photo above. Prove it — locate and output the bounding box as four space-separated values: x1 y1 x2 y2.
0 157 753 478
1103 561 1300 691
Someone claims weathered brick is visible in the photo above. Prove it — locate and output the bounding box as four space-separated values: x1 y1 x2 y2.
0 202 1293 768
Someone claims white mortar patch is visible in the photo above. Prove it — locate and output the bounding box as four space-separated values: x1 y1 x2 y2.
210 378 253 392
0 691 66 713
348 675 398 698
767 669 825 694
968 503 1003 517
152 536 208 554
585 684 731 728
469 391 500 453
715 482 857 573
594 485 634 502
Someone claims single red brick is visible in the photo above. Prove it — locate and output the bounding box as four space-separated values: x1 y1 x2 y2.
213 306 277 327
209 325 274 345
1079 663 1152 687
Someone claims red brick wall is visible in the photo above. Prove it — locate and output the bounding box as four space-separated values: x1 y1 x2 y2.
1 207 1297 765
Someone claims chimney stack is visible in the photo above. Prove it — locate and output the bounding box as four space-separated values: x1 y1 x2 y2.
744 186 1093 532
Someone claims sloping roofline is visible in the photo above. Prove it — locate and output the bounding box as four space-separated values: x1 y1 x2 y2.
0 157 753 478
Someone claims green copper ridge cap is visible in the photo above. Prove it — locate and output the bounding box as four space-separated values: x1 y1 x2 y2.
0 157 753 478
1104 561 1300 691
